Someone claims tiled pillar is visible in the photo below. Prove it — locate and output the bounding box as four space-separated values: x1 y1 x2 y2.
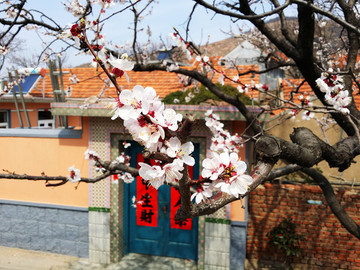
204 218 230 270
89 208 110 265
230 221 247 270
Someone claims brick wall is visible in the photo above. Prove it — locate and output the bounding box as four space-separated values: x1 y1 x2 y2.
246 183 360 270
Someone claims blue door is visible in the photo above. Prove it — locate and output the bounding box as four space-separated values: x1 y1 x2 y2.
123 141 199 260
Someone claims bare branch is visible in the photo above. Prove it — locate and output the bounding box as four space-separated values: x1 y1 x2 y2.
301 167 360 239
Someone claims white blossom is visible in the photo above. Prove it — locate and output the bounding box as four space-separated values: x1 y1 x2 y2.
67 166 81 183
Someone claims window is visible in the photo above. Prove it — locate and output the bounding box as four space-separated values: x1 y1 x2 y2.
0 110 9 128
38 109 54 128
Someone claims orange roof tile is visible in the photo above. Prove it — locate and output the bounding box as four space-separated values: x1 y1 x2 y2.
30 63 260 100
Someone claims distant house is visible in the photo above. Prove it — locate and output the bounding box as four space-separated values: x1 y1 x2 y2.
220 40 285 90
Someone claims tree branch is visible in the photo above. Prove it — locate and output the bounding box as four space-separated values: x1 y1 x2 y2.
301 167 360 239
256 127 359 172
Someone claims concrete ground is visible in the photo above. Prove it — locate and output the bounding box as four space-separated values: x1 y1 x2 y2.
0 246 79 270
0 246 197 270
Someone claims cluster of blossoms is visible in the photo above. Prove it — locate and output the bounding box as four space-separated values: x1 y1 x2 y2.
84 149 100 163
111 84 193 189
60 17 133 80
63 0 87 17
109 80 253 203
65 74 80 97
0 81 14 96
298 94 311 106
195 55 209 64
169 32 193 60
112 142 134 184
63 0 119 18
316 69 352 114
298 95 315 120
189 110 252 203
301 110 315 120
205 110 243 154
92 0 118 9
234 79 268 94
200 152 253 198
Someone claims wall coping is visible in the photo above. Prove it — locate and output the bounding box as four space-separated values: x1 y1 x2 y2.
0 199 88 212
0 128 82 138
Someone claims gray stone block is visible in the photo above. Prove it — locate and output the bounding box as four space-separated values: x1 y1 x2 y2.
45 208 59 223
77 241 89 258
16 205 32 220
65 224 79 240
30 207 46 221
75 212 89 226
59 240 78 256
57 210 87 226
52 223 66 239
1 232 17 247
38 221 53 237
56 210 74 225
1 204 18 218
0 218 12 232
31 236 46 250
45 238 61 253
16 234 32 249
24 220 39 236
78 227 89 243
12 220 25 234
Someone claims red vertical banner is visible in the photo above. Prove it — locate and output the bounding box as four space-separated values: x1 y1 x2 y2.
170 164 193 230
170 187 192 230
136 154 158 227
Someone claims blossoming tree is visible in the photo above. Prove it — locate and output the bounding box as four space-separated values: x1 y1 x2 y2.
1 0 360 239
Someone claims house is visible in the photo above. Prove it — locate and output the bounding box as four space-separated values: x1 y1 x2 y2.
0 55 266 270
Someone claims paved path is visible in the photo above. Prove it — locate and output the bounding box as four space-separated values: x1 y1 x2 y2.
0 246 78 270
0 246 197 270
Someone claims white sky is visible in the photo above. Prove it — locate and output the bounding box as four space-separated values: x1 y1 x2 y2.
1 0 240 75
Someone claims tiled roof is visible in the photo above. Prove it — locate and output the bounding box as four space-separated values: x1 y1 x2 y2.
282 78 312 100
280 78 360 111
30 60 260 100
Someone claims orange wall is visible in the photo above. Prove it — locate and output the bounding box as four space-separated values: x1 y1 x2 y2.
0 114 90 207
230 120 247 222
0 103 82 129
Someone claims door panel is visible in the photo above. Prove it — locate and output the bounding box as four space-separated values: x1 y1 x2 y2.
123 141 199 260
